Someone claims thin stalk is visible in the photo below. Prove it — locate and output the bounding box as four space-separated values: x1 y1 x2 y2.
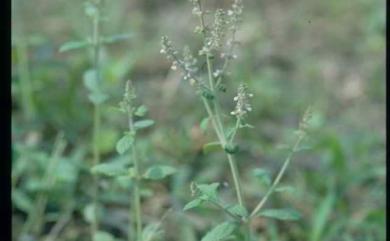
91 1 102 236
195 0 245 208
20 133 66 237
250 134 304 218
127 107 142 241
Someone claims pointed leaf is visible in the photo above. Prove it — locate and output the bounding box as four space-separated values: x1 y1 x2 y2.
227 204 248 218
196 183 220 201
116 133 134 155
143 165 176 180
101 33 133 44
134 105 148 117
134 119 155 130
275 186 296 193
259 208 301 221
183 198 203 211
201 222 237 241
252 168 271 186
202 142 222 154
200 117 209 132
59 40 90 53
91 162 128 177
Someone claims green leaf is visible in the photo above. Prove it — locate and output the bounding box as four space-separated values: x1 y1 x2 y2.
84 2 98 18
227 204 248 218
259 208 301 221
116 133 134 155
91 162 128 177
12 189 33 213
275 186 296 193
183 198 203 211
142 223 164 241
200 117 209 132
134 119 155 130
310 191 336 241
196 183 220 202
93 231 115 241
83 203 103 224
201 222 237 241
59 40 90 53
143 165 176 180
88 92 108 105
202 142 222 154
134 105 148 117
83 69 99 92
252 168 271 186
101 33 133 44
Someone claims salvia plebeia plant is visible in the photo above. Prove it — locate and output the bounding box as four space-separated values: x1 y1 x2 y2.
160 0 313 240
59 0 132 239
91 80 176 241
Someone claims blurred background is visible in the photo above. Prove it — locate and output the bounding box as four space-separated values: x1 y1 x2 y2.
12 0 385 240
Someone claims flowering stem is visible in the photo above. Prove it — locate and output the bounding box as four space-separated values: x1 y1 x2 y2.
195 0 245 209
250 134 304 218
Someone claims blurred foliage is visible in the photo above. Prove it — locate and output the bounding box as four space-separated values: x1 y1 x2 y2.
12 0 385 240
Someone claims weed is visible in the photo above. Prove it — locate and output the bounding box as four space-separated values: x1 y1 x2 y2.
161 0 312 239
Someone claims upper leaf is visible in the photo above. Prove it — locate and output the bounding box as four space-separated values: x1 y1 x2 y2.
59 40 90 53
91 162 129 177
143 165 176 180
134 105 148 117
116 133 134 155
183 198 203 211
196 183 220 202
134 119 155 130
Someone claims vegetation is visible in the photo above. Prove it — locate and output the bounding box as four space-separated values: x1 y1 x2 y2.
12 0 385 240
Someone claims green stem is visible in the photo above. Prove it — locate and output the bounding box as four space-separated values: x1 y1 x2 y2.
250 135 304 218
127 107 142 241
91 3 102 236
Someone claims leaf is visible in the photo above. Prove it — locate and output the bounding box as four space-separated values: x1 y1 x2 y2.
202 142 222 154
143 165 176 180
310 191 336 241
12 189 33 213
275 186 296 193
59 40 90 52
93 231 115 241
88 92 109 105
83 203 103 224
116 133 134 155
101 33 133 44
200 117 209 132
183 198 203 211
134 105 148 117
252 168 271 186
201 222 237 241
83 69 99 92
227 204 248 218
134 119 155 130
91 162 128 177
259 208 301 221
142 223 164 241
196 183 220 202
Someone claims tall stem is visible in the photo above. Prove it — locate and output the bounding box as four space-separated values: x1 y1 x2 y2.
127 107 142 241
91 1 102 236
196 0 245 207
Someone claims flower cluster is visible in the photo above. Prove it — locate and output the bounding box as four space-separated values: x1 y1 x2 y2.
230 83 253 117
208 9 227 50
119 80 136 112
227 0 243 31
